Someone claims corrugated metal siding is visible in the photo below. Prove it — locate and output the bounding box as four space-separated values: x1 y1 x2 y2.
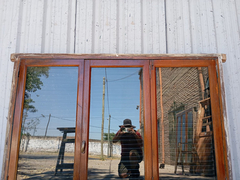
74 0 166 54
212 1 240 179
14 0 76 53
165 0 218 53
0 0 240 178
0 0 21 178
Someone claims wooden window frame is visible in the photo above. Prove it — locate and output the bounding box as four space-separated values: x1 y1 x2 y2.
4 54 229 180
5 59 84 180
150 57 229 179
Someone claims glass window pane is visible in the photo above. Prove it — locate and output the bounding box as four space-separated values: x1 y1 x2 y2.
156 67 216 179
17 67 78 179
88 68 145 179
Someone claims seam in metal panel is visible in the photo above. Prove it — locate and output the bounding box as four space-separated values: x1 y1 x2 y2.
116 0 119 54
41 0 47 53
141 0 144 53
73 0 78 54
164 0 168 53
66 0 72 53
91 0 96 53
210 0 218 53
234 0 240 43
15 0 24 53
188 0 194 53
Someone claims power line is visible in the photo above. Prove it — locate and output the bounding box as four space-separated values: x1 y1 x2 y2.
51 116 75 122
28 114 121 124
90 116 122 123
111 117 123 123
107 70 139 82
90 125 118 132
24 116 43 119
36 128 59 130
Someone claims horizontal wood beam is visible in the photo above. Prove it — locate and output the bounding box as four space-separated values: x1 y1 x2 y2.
11 53 226 62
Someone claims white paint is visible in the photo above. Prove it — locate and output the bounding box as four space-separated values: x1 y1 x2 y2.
0 0 240 179
19 136 121 156
88 141 121 157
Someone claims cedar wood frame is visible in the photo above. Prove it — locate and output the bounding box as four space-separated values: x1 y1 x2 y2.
3 54 230 180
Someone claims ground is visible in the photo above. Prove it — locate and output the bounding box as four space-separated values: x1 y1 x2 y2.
16 152 215 180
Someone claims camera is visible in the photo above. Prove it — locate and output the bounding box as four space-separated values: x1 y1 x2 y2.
122 127 130 133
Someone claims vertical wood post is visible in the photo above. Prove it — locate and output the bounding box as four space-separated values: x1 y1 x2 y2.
107 114 111 157
159 68 165 164
44 114 51 137
101 77 105 159
198 67 205 99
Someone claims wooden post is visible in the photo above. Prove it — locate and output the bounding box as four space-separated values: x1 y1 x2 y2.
107 114 111 157
197 67 205 99
159 68 165 165
44 114 51 137
101 77 105 159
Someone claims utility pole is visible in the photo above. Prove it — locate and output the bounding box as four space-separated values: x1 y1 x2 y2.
101 77 105 159
107 114 111 157
44 114 51 137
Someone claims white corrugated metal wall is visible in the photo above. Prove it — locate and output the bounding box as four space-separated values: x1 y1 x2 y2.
0 0 239 179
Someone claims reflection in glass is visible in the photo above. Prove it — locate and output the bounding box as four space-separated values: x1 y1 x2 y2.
17 67 78 179
156 67 216 179
177 117 181 146
88 68 145 179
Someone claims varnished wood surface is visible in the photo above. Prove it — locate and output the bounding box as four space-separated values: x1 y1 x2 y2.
151 59 229 180
216 56 231 180
73 60 84 180
5 55 229 180
81 60 153 179
11 53 226 62
142 61 152 179
153 59 212 67
150 63 159 179
4 60 20 180
209 60 228 180
7 59 85 180
80 60 90 180
7 61 27 180
21 59 82 66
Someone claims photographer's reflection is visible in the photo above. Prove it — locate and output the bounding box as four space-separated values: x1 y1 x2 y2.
113 119 143 178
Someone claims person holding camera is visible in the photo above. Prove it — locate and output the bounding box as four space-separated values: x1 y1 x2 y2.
113 119 143 178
